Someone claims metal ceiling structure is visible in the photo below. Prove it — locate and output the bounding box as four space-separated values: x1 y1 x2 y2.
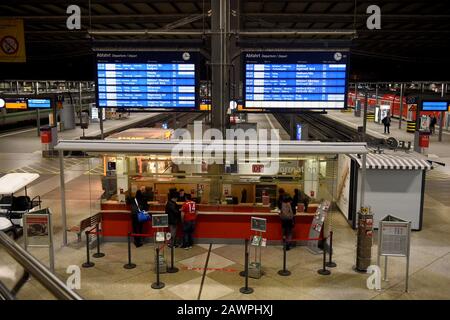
0 0 450 79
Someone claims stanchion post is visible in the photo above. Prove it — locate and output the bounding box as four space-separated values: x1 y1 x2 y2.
278 237 291 276
239 239 254 294
93 224 105 258
151 247 165 289
123 232 136 269
239 238 248 277
82 231 94 268
326 231 337 268
317 237 331 275
167 240 179 273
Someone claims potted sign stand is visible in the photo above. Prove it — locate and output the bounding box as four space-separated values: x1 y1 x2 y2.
248 217 267 279
151 214 169 289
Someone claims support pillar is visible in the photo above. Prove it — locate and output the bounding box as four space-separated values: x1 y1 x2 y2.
399 83 404 129
211 0 230 133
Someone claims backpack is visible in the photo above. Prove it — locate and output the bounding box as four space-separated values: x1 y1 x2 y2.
280 201 294 220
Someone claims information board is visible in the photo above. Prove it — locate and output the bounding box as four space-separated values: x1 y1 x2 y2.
243 51 348 110
95 51 198 110
251 217 267 232
152 214 169 228
379 222 410 256
5 98 27 109
421 101 449 111
28 98 51 108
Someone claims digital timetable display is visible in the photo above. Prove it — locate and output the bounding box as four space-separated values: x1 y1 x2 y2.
95 51 198 109
28 99 51 108
421 101 449 111
243 51 349 110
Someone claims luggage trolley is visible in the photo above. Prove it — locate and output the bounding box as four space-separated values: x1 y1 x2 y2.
0 173 42 239
152 214 169 274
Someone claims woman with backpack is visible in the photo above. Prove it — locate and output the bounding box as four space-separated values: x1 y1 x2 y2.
279 194 295 251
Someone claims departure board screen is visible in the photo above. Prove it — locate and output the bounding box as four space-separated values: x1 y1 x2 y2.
243 51 349 110
95 51 198 109
28 99 51 108
421 101 449 111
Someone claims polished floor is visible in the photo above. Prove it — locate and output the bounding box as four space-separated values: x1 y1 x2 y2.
1 114 450 300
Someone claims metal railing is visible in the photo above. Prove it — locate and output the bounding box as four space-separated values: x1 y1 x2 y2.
0 231 83 300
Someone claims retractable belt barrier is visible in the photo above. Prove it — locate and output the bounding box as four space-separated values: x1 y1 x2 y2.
82 224 104 268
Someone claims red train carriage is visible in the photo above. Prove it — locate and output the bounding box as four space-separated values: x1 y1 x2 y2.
347 92 441 122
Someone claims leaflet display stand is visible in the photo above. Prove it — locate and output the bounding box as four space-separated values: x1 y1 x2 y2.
152 214 169 274
248 217 267 279
307 200 330 254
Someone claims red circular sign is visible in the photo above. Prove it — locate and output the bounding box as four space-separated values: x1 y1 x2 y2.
1 36 19 55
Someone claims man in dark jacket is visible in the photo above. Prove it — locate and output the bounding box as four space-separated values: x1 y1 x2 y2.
166 190 181 247
382 113 391 134
131 190 147 247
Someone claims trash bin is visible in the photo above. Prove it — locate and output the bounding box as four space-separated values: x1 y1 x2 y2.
40 125 58 157
419 132 430 148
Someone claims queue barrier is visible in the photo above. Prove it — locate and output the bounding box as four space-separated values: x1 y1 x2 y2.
82 224 104 268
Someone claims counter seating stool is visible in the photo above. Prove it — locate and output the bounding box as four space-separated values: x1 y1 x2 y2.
67 213 102 242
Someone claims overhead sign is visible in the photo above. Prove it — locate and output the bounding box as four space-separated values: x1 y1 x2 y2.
243 51 348 111
28 99 51 109
421 101 449 112
95 51 199 110
0 19 26 62
5 98 27 109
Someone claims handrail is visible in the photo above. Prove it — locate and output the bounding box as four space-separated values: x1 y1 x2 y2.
0 280 15 300
0 231 83 300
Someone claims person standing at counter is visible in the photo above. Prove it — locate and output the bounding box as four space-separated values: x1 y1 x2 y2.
279 194 295 251
131 190 148 248
277 188 285 210
181 198 197 249
166 190 181 248
292 189 300 214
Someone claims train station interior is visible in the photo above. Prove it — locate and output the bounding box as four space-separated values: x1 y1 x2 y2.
1 0 450 305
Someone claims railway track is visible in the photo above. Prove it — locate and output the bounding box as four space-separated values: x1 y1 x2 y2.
274 112 383 146
86 112 207 140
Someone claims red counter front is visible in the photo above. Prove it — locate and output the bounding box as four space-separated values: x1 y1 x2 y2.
100 202 319 242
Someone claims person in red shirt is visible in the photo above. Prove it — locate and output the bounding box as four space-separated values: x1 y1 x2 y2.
181 199 197 249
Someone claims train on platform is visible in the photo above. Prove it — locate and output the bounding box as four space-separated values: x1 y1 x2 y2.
347 91 444 122
0 108 52 128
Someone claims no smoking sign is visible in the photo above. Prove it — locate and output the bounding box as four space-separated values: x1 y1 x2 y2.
1 36 19 55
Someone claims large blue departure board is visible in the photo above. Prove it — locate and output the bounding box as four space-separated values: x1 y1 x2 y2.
95 51 198 109
243 51 349 110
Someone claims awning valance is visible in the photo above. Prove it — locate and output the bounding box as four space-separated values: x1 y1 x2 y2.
349 153 432 170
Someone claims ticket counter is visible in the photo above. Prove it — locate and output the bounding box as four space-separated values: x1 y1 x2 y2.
54 139 368 246
99 201 319 242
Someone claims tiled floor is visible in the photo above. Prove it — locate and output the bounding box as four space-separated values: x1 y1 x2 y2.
1 114 450 300
2 165 450 300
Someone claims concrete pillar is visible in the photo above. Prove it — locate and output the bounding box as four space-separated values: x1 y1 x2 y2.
398 83 404 129
304 158 319 200
116 157 128 203
438 83 446 142
211 0 230 133
60 101 76 130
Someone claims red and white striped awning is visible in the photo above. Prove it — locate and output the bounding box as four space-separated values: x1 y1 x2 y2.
350 153 432 170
